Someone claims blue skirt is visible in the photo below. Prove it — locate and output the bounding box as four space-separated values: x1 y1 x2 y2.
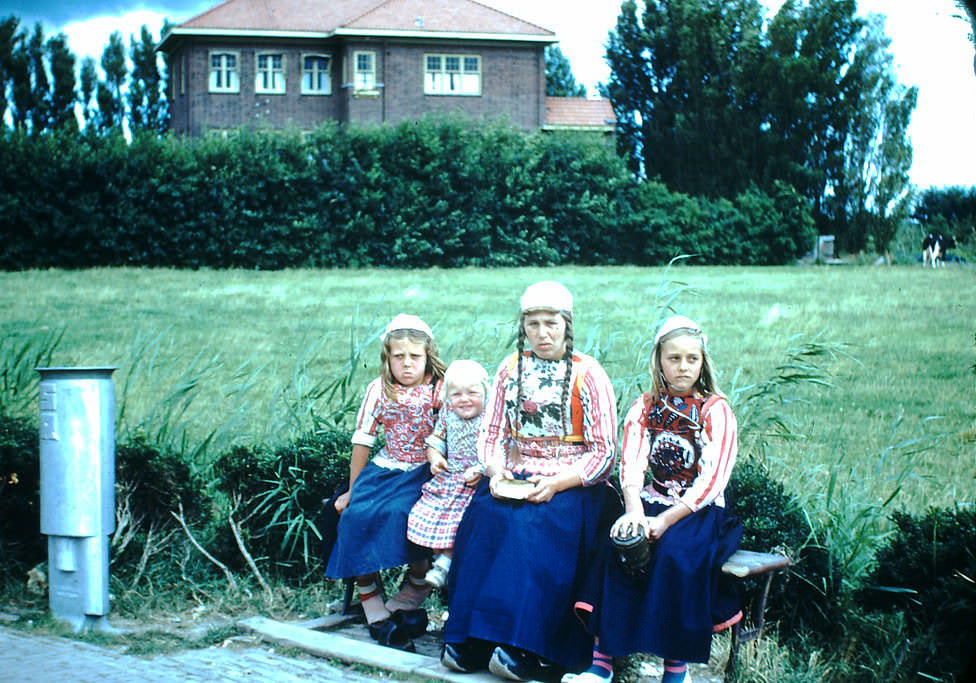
325 461 432 579
444 480 616 672
577 501 741 663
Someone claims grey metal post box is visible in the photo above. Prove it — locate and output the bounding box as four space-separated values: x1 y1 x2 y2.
37 367 117 632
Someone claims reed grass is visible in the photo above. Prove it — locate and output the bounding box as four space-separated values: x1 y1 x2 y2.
3 264 973 513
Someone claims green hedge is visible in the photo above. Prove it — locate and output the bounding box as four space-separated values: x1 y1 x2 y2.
0 118 816 269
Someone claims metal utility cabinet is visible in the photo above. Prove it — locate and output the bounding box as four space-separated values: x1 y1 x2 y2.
37 367 117 632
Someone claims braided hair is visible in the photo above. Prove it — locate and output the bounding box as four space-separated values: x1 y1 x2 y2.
515 310 575 434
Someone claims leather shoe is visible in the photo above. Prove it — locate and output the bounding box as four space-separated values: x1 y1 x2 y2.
367 618 414 652
441 639 492 673
390 607 429 639
488 645 555 681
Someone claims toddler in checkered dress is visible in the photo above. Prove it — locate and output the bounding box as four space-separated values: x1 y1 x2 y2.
407 360 490 587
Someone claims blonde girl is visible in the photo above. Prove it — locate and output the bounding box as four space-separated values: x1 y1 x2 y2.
326 314 445 651
566 315 742 683
406 359 491 587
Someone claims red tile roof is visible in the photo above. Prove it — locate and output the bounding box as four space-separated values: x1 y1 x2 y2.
177 0 554 37
545 97 617 131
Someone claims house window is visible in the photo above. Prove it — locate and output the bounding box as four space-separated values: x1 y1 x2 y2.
425 54 481 95
256 53 286 94
180 55 187 96
354 51 376 91
302 54 332 94
209 51 239 93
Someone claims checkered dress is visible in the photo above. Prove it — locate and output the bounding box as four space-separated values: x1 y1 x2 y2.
406 410 482 550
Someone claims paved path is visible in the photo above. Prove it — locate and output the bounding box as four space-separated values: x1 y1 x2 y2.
0 624 377 682
2 618 726 682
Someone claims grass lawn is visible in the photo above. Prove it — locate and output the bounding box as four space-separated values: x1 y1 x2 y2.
4 264 973 513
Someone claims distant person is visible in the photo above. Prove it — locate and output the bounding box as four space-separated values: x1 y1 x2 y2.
442 280 619 681
564 316 742 683
406 360 490 588
326 314 445 651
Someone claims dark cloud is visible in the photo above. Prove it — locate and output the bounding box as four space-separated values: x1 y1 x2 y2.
3 1 209 29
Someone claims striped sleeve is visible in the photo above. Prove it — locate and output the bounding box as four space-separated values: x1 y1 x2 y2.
681 397 738 511
351 378 384 448
571 358 618 486
477 355 515 474
618 396 651 491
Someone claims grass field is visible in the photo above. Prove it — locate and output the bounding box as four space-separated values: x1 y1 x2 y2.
4 265 974 514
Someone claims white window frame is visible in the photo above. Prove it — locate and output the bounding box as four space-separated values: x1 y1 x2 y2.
353 50 376 91
208 50 240 93
302 53 332 95
424 53 481 96
255 52 286 94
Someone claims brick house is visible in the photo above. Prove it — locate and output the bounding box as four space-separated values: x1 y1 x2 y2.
157 0 615 137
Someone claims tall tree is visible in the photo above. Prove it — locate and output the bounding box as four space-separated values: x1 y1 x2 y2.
604 0 916 250
95 30 126 134
603 0 767 195
545 45 587 97
128 25 168 134
46 32 78 132
7 25 30 130
0 16 20 126
27 22 49 132
957 0 976 75
79 56 97 132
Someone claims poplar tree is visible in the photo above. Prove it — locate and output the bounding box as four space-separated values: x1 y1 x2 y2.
95 30 126 134
545 45 586 97
128 25 168 134
46 32 78 132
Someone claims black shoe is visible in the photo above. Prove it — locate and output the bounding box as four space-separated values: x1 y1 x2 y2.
367 618 415 652
441 639 493 673
390 607 429 639
488 645 555 681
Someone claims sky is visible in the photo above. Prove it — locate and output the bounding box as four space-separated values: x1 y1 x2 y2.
4 0 975 190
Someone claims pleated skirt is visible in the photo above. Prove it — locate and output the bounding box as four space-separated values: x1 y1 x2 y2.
577 501 742 663
325 461 432 579
444 481 616 672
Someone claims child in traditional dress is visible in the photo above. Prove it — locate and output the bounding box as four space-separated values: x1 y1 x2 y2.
565 315 742 683
325 314 445 651
406 360 490 588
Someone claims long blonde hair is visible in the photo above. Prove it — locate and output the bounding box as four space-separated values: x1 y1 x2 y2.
380 329 446 400
648 327 724 401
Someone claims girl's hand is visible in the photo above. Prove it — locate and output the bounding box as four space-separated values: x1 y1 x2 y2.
334 491 351 514
644 514 671 540
428 452 449 476
611 512 648 540
488 470 515 498
462 464 484 487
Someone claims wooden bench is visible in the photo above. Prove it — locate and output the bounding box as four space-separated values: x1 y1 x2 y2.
334 548 791 679
721 549 793 681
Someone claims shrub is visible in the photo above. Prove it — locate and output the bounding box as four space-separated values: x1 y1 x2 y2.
858 506 976 679
209 429 351 578
0 414 43 579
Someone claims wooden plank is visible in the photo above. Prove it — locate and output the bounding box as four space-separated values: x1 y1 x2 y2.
287 614 359 630
721 549 792 578
238 616 496 683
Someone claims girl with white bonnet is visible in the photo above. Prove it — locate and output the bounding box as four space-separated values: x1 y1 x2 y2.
566 315 742 683
326 313 445 651
442 281 619 681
